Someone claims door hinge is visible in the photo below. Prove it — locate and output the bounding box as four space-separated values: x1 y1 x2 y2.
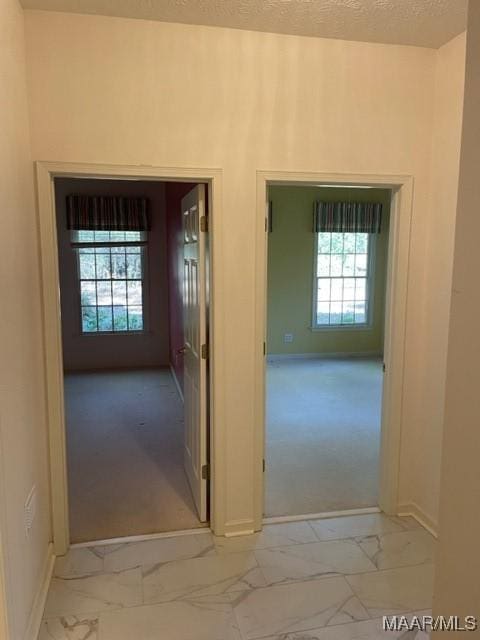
382 362 386 373
263 459 266 473
263 341 266 356
265 217 268 232
201 343 209 360
200 215 208 232
201 464 210 480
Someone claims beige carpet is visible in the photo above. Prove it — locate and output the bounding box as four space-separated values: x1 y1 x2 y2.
65 368 205 543
265 357 383 517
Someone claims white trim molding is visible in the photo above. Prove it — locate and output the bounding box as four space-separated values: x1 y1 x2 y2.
24 544 55 640
267 352 382 361
398 502 438 538
35 161 225 554
255 170 414 528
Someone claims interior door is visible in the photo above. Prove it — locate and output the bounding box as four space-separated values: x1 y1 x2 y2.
182 185 208 522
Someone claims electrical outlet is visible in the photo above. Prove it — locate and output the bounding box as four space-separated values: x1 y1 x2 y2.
24 486 37 537
284 333 294 343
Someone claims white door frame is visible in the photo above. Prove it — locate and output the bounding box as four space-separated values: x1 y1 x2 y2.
36 161 225 555
254 170 414 527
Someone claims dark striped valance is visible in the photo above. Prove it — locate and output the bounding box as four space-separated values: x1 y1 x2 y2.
66 194 150 231
315 201 382 234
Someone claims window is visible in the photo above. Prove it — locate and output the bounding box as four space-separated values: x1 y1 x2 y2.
72 230 146 334
314 231 373 328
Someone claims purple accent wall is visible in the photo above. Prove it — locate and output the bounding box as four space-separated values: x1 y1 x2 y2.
165 183 196 390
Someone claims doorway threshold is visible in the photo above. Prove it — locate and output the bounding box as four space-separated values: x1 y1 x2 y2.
263 506 380 526
71 525 211 549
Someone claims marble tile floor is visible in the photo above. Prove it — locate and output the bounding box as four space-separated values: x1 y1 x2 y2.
39 513 435 640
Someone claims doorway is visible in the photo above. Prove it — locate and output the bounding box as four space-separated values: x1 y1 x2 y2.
254 171 414 528
37 163 219 555
264 185 390 517
49 174 211 545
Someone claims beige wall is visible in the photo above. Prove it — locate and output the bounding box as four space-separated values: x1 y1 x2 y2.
267 186 390 355
55 178 170 371
0 1 51 638
433 2 480 630
22 11 465 533
397 32 466 530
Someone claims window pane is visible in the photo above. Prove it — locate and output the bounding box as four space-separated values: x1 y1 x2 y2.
112 281 127 305
343 278 355 300
127 253 142 279
81 307 97 332
98 307 113 331
330 301 342 324
355 254 368 276
127 281 142 306
330 233 343 254
113 306 128 331
79 253 95 279
318 233 331 254
111 254 127 279
330 279 343 301
94 231 110 243
317 255 330 277
355 279 367 301
76 231 94 243
330 255 343 277
317 302 330 325
80 281 96 306
95 253 111 279
97 281 112 305
110 231 126 242
356 233 368 253
343 254 355 276
317 279 331 302
343 233 356 252
128 306 143 330
342 301 355 324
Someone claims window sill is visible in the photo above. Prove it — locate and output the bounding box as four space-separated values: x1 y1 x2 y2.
310 324 373 333
77 330 150 337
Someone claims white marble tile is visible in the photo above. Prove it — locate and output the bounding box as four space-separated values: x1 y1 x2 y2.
44 568 142 617
54 548 104 578
38 615 99 639
142 551 267 603
309 514 403 541
98 594 242 640
346 564 434 617
255 540 376 585
214 521 318 554
232 577 369 639
259 611 432 638
101 532 215 572
356 529 435 570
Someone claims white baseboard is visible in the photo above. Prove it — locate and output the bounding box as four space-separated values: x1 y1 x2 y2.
263 506 380 525
267 351 382 362
398 502 438 538
170 365 184 402
24 543 54 640
71 525 210 549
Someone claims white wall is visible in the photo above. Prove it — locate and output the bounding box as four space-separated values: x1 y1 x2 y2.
22 9 464 534
0 0 51 638
433 1 480 627
398 32 466 530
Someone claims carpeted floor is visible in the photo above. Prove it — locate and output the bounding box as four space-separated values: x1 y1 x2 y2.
265 357 383 517
65 368 205 543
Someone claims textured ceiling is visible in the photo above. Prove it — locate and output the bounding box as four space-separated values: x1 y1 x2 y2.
20 0 467 48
